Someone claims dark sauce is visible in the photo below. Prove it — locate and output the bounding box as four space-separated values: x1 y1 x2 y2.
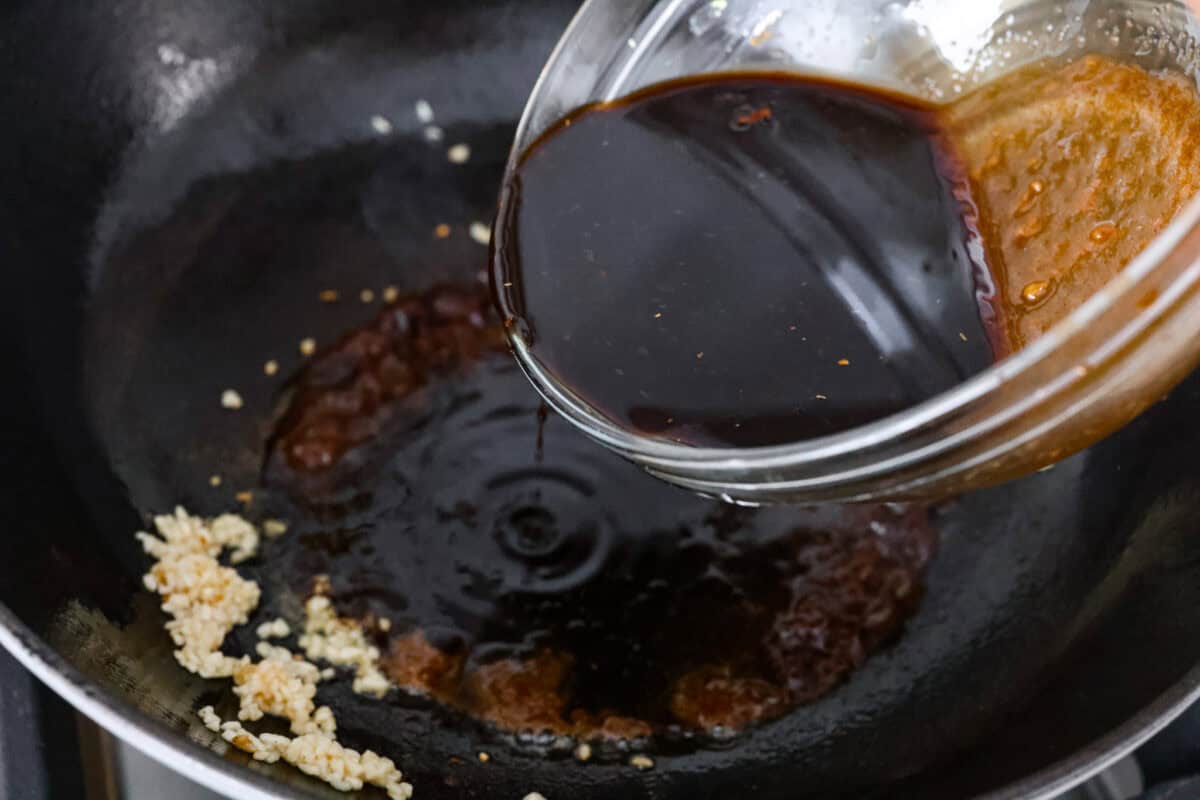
264 285 936 748
493 73 1003 448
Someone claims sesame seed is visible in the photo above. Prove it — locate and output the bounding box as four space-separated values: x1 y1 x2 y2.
815 394 828 400
654 312 663 319
360 289 375 304
630 754 655 771
523 794 547 800
1021 279 1052 306
447 143 471 164
370 115 393 135
574 743 593 761
221 389 244 410
263 360 279 376
434 224 452 239
382 285 399 303
468 222 491 246
263 519 289 538
696 352 705 360
235 490 253 505
959 331 968 342
415 99 434 124
319 290 339 303
477 752 491 763
423 125 444 143
299 338 316 357
209 474 223 487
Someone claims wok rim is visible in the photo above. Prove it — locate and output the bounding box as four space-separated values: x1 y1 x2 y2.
2 599 1199 800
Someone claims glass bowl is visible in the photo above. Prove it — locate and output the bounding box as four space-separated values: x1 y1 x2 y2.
494 0 1200 503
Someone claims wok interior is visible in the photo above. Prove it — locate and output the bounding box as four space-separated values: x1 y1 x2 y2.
3 1 1200 798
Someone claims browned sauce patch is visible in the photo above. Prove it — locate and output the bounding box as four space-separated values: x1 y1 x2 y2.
365 507 933 740
669 665 790 731
365 505 933 741
272 285 506 473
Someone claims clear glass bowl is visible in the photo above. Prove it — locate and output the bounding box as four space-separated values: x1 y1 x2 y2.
496 0 1200 503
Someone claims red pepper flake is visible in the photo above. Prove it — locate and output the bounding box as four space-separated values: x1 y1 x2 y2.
736 106 774 127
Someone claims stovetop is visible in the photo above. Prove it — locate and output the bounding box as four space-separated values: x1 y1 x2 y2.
3 646 1198 800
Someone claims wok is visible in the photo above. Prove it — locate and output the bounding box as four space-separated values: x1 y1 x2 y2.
3 1 1200 798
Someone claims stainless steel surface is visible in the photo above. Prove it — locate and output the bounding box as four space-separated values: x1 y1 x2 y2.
102 736 1147 800
117 741 224 800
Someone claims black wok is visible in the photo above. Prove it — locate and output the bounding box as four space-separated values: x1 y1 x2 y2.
3 1 1200 798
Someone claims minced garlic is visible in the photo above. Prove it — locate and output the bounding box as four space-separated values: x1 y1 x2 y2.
139 509 411 799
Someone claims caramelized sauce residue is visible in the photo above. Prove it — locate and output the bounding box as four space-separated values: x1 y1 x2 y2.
946 55 1200 346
